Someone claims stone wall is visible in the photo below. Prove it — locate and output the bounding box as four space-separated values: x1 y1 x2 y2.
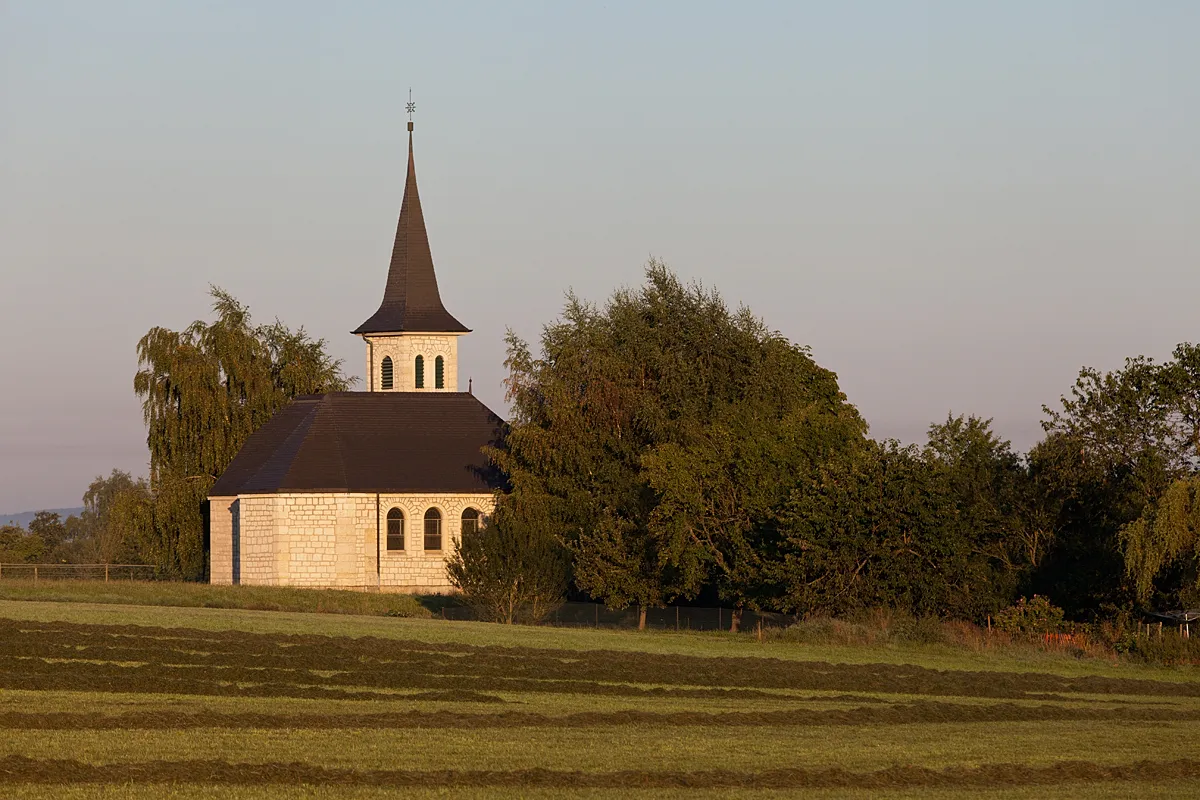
238 495 283 585
214 491 495 592
363 333 461 392
209 496 236 585
377 493 495 592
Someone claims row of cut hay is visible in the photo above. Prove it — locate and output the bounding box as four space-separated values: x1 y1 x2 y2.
4 619 1199 701
2 755 1200 789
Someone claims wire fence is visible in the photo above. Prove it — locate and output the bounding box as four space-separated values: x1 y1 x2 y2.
439 601 797 632
0 564 157 582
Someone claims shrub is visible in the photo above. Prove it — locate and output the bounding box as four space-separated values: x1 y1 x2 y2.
1125 632 1200 666
446 493 570 624
994 595 1065 635
774 610 948 647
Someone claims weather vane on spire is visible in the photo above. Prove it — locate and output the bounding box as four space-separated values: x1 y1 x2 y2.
406 88 415 132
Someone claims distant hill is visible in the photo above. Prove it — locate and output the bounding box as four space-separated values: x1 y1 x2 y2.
0 508 85 529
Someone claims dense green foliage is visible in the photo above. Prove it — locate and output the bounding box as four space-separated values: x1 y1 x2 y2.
123 289 351 579
491 262 865 625
993 596 1066 635
473 263 1200 623
1036 343 1200 616
0 472 148 566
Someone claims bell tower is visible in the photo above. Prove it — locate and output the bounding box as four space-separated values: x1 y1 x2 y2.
352 103 469 392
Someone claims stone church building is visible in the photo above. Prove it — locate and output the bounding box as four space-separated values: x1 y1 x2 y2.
208 123 505 592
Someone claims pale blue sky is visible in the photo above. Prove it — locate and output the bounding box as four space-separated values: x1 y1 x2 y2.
1 1 1198 511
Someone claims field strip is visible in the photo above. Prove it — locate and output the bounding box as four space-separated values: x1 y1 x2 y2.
1 701 1199 730
1 755 1199 789
2 599 1194 680
4 618 1200 703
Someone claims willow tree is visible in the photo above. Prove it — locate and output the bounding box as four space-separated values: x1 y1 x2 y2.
129 288 351 578
1122 477 1200 607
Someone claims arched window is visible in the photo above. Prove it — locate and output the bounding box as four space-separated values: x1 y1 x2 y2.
423 507 442 551
461 507 480 539
435 356 445 389
380 356 393 390
386 507 404 550
414 355 425 389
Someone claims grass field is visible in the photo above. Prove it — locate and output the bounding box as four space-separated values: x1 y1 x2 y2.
0 579 431 618
1 597 1199 798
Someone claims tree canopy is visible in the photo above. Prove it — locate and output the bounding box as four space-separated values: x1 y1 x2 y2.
467 263 1200 625
124 288 352 578
491 261 866 622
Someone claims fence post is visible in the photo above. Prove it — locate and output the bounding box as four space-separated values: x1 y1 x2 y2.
718 608 722 631
105 565 109 583
595 603 599 627
676 605 679 632
34 566 38 584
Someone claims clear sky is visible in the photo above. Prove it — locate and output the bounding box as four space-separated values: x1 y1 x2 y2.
1 1 1198 512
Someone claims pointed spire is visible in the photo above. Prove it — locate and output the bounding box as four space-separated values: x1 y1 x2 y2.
353 114 468 335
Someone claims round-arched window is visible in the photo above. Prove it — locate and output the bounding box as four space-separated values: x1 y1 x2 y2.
435 355 445 389
461 507 480 539
386 507 404 550
414 355 425 389
423 507 442 551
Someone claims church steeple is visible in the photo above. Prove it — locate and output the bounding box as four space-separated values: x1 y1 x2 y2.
353 119 468 335
356 104 468 394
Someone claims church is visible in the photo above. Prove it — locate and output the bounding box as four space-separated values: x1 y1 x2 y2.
208 119 506 593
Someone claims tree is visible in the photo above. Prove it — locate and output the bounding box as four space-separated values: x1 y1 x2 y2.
77 470 151 564
27 512 69 556
0 524 44 564
446 493 571 624
1037 347 1200 616
492 261 865 626
1121 477 1200 608
642 334 865 628
1042 355 1182 504
923 414 1045 604
126 288 352 579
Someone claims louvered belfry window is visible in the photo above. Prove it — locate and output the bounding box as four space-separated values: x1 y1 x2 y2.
386 508 404 550
415 355 425 389
380 356 394 390
435 356 445 389
424 508 442 550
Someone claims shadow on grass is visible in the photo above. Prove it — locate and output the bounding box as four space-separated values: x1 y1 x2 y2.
413 594 467 615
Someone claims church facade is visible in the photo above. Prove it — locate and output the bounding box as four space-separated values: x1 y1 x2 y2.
208 122 505 593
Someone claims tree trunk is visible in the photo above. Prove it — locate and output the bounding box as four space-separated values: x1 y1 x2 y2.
730 607 742 634
638 606 647 631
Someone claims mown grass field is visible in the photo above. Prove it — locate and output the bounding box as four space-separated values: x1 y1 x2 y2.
1 596 1199 798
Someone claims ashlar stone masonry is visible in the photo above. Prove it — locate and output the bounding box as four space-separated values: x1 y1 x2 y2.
210 492 495 592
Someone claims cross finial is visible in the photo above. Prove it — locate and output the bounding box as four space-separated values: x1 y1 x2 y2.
406 88 415 132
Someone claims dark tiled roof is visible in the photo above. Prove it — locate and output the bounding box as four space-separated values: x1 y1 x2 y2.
353 132 469 335
209 393 506 496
